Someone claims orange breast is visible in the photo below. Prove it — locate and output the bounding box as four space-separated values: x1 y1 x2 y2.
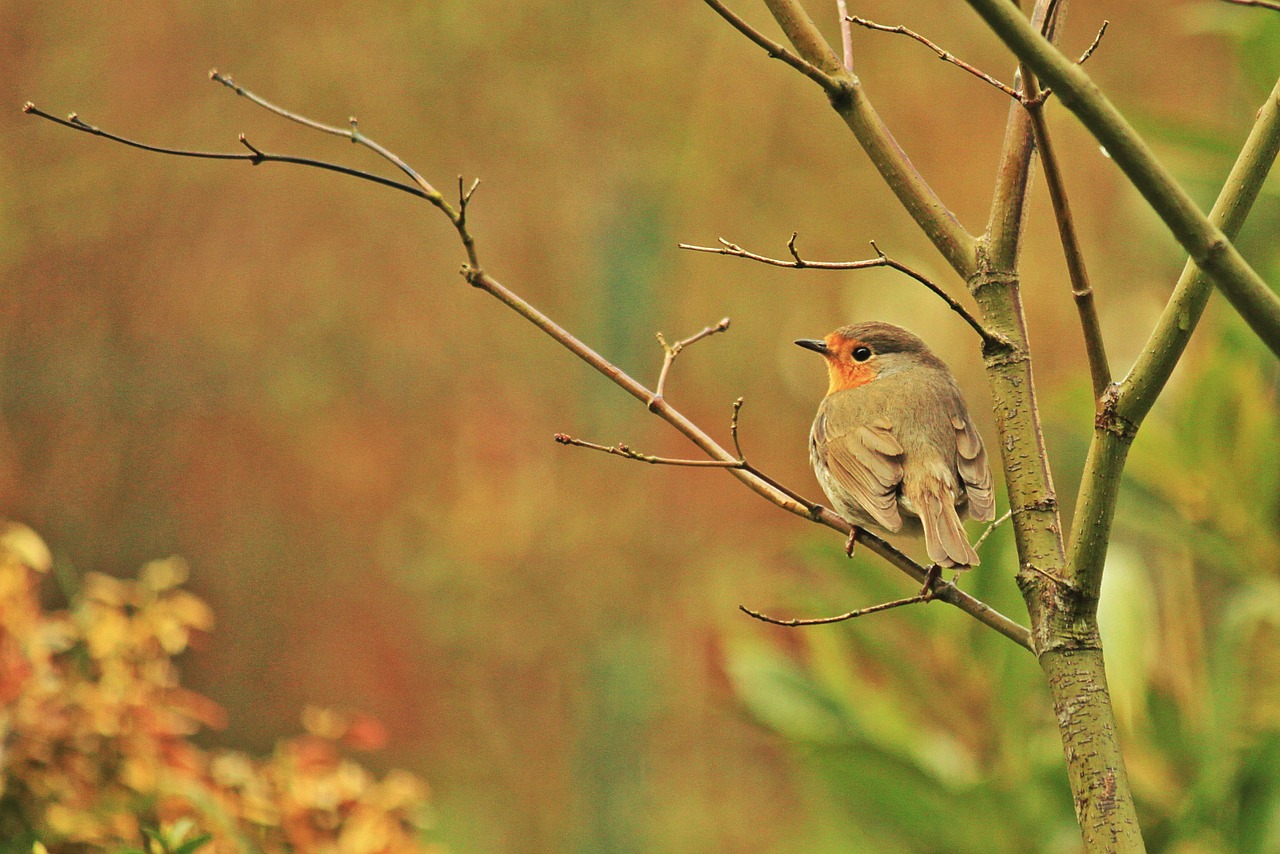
826 360 877 394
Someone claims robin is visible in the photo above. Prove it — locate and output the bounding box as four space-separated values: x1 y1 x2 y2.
796 322 994 568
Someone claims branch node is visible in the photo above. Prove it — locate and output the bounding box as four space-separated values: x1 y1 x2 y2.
237 134 265 163
786 232 805 266
1093 384 1138 443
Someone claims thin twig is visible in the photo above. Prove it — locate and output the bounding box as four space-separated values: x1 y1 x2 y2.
836 0 854 71
972 508 1013 552
1076 21 1109 64
652 318 731 408
208 70 474 262
701 0 842 92
851 9 1112 394
730 397 746 460
740 592 932 626
1016 65 1111 398
679 236 1002 346
848 16 1018 98
21 104 428 200
25 75 1034 653
553 435 743 467
1222 0 1280 11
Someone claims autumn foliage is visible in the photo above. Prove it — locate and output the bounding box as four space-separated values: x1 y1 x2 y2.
0 523 439 854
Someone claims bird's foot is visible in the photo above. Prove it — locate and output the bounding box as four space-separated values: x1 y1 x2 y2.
918 564 943 600
844 527 861 558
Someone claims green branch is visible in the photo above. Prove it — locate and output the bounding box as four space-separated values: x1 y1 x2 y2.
965 0 1280 357
1068 76 1280 601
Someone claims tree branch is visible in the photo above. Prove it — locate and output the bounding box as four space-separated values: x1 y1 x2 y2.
652 318 732 408
700 0 842 90
553 435 743 467
966 0 1280 358
20 103 428 200
843 12 1112 397
24 75 1032 651
678 236 1003 346
1067 75 1280 603
835 0 854 71
1222 0 1280 10
847 16 1019 99
740 590 932 626
708 0 979 275
1022 81 1112 399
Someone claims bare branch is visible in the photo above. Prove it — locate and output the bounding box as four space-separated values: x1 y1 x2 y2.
1077 21 1109 64
740 591 932 626
1024 95 1111 398
553 434 742 467
730 397 746 461
679 236 1003 347
25 75 1033 653
972 508 1013 553
208 71 473 262
836 0 854 70
652 317 732 408
701 0 842 92
21 103 428 199
848 16 1018 98
1222 0 1280 11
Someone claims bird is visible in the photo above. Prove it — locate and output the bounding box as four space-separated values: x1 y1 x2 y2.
796 321 994 569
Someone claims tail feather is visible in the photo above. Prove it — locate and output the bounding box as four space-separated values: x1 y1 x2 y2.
916 484 980 568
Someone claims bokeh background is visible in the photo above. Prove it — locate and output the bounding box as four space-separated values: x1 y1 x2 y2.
3 1 1279 851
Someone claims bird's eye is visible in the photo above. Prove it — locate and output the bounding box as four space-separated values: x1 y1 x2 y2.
852 346 872 362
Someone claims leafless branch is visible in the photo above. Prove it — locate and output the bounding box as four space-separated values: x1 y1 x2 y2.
652 317 731 408
1025 95 1111 398
730 397 746 460
679 236 1003 347
24 74 1033 652
836 0 854 70
701 0 842 92
1077 21 1110 64
553 435 742 467
740 591 933 626
847 16 1019 98
1222 0 1280 11
21 103 427 199
972 508 1013 553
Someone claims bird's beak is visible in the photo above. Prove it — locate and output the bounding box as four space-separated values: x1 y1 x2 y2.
794 338 829 355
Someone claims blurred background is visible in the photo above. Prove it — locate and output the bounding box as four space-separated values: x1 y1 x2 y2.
3 1 1279 851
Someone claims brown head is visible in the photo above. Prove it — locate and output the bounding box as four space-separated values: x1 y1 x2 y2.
795 321 946 395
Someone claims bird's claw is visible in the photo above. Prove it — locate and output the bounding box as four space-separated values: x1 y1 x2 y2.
918 564 943 599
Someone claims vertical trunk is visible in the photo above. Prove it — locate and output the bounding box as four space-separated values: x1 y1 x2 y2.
970 259 1146 852
1040 648 1145 850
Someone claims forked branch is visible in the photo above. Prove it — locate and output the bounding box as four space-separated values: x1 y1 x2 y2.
847 15 1112 397
678 235 1005 348
966 0 1280 357
24 74 1032 651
